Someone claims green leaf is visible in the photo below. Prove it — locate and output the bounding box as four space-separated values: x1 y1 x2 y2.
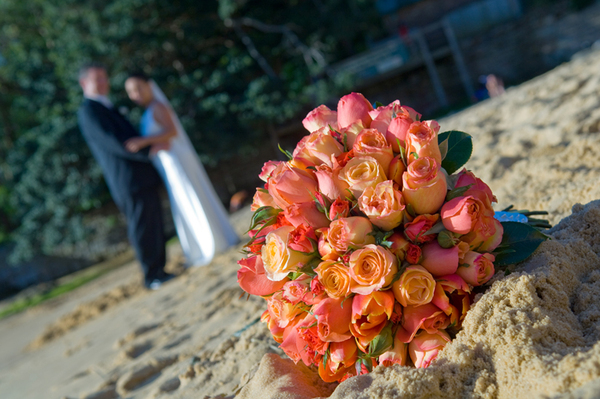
494 222 550 266
247 206 280 232
374 101 384 108
437 131 473 175
367 322 394 357
278 143 293 160
298 257 321 276
445 183 473 202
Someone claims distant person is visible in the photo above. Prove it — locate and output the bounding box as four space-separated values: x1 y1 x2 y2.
77 63 174 290
124 72 239 267
485 74 505 98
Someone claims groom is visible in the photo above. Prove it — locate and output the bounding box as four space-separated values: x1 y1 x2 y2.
77 63 173 290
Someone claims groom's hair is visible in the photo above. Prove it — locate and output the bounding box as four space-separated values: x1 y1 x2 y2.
79 62 107 80
127 71 150 82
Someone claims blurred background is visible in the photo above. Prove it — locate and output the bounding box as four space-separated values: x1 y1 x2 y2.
0 0 598 299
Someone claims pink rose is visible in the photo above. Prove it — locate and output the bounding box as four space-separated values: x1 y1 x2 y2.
284 201 330 229
388 155 405 186
386 106 421 151
237 255 288 296
339 155 387 198
312 296 353 342
461 215 503 252
441 195 489 235
314 164 349 201
303 104 338 133
268 163 319 210
358 180 405 231
350 290 395 351
327 216 375 255
329 198 350 221
387 232 410 260
280 313 328 366
402 157 447 215
406 243 422 265
282 275 312 304
348 244 398 295
339 120 365 148
408 330 451 368
405 120 442 165
455 169 497 206
421 241 459 276
404 214 439 244
337 92 373 129
287 224 317 253
397 303 449 343
456 251 495 286
259 160 282 182
250 189 277 211
296 127 344 168
368 100 400 127
353 128 394 172
378 331 408 367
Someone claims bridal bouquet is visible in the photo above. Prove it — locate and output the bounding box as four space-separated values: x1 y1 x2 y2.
237 93 547 383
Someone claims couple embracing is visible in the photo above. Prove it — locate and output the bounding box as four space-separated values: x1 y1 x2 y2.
77 63 239 289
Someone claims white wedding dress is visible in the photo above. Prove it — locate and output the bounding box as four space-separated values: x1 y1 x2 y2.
140 82 239 266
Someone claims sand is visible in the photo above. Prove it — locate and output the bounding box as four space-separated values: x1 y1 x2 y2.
2 45 600 399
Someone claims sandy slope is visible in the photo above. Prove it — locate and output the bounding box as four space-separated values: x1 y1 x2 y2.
2 47 600 399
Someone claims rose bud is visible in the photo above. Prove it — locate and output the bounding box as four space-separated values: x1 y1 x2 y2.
317 228 337 261
405 120 442 165
312 296 353 342
369 100 401 135
329 198 350 221
408 330 451 368
378 331 408 367
339 156 387 198
402 157 447 215
388 232 410 260
441 195 488 235
337 92 373 129
353 128 394 172
397 303 449 343
303 104 338 133
284 201 330 229
268 162 319 210
318 338 358 382
386 106 421 152
358 180 405 231
314 164 349 201
339 120 365 148
261 225 314 281
437 229 462 249
315 260 353 299
461 215 503 252
348 244 398 295
456 251 495 286
327 216 375 255
405 244 422 265
404 214 439 244
388 155 406 186
350 291 395 351
237 255 288 296
392 265 436 307
287 224 317 254
251 189 277 211
421 241 459 277
454 169 497 206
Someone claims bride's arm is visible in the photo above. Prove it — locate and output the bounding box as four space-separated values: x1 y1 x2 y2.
125 103 178 152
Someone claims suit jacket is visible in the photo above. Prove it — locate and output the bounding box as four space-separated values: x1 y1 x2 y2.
77 98 161 209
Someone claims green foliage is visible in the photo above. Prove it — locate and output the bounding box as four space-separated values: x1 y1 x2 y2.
438 130 473 175
494 222 550 267
0 0 382 263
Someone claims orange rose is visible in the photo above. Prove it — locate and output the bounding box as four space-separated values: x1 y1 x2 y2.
350 290 395 351
348 244 398 295
402 157 447 215
353 128 394 172
250 189 277 211
268 162 319 209
302 104 338 133
339 156 387 198
378 331 408 367
396 303 449 343
431 274 471 329
298 127 344 168
456 251 495 286
312 296 353 342
388 154 405 186
267 291 306 329
315 261 353 299
392 265 436 307
409 330 450 368
314 164 349 201
461 215 504 252
405 120 441 165
318 338 358 382
358 180 405 231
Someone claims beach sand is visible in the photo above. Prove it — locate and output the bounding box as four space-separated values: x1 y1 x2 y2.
2 47 600 399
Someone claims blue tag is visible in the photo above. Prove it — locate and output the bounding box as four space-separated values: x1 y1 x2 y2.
494 211 528 223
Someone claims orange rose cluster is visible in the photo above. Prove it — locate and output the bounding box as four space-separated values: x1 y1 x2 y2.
237 92 503 383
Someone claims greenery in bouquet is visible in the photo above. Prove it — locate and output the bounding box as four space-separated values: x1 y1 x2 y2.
237 92 548 383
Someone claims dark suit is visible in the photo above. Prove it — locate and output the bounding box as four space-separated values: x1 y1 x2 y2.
78 98 167 285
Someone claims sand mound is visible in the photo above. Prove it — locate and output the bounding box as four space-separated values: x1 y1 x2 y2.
238 199 600 399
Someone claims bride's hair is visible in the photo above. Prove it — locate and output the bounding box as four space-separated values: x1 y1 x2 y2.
127 71 151 82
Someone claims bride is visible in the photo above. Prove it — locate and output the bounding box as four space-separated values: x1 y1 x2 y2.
124 72 239 266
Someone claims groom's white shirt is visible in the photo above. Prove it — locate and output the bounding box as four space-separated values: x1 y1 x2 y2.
85 94 113 109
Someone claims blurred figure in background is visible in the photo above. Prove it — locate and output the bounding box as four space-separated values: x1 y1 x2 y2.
77 63 174 290
124 72 240 267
